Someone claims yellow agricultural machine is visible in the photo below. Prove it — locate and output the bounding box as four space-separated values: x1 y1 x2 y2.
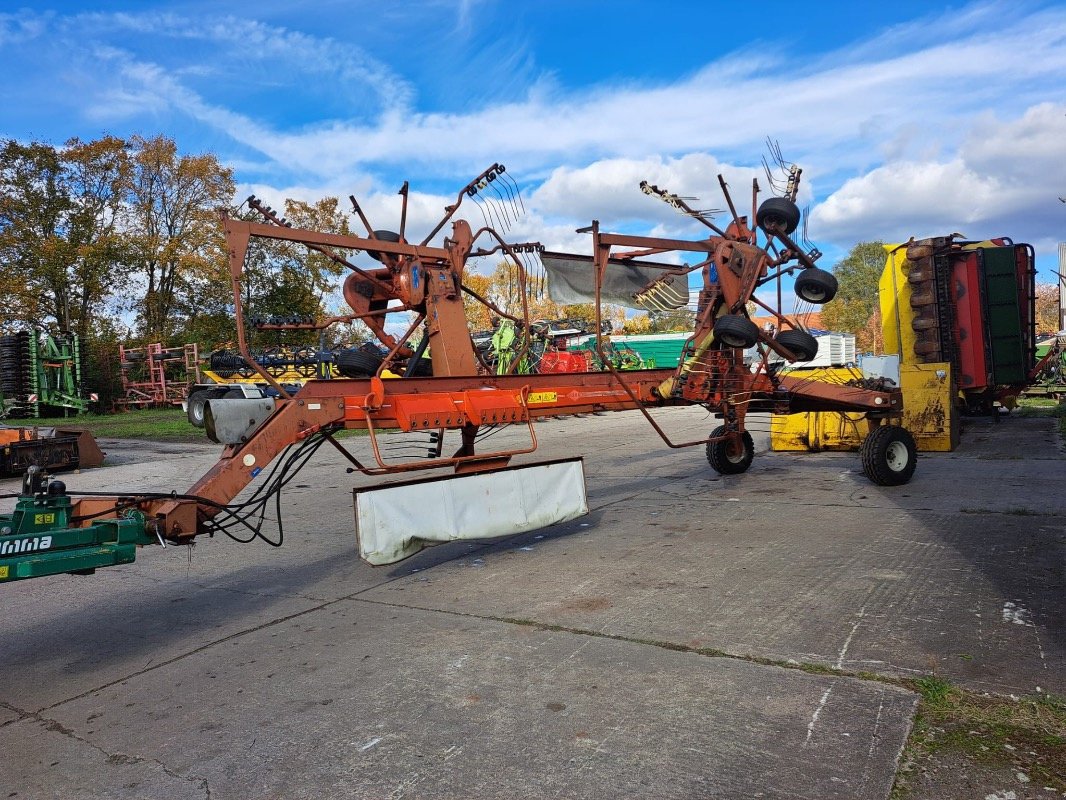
772 235 1038 453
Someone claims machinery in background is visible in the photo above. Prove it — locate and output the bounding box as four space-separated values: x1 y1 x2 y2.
0 424 105 477
1023 332 1066 399
881 235 1037 415
0 331 96 419
772 235 1041 455
114 343 201 410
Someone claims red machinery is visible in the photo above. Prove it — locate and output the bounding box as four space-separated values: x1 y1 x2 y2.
3 161 918 579
898 235 1037 413
115 343 202 409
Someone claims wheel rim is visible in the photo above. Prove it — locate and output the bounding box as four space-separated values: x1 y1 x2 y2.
798 285 827 303
720 334 746 348
885 441 909 472
726 447 746 464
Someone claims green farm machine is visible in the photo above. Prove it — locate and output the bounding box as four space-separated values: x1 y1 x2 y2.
0 330 96 419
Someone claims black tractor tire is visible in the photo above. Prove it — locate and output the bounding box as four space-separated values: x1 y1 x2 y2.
755 196 801 235
860 425 917 486
794 267 838 304
368 229 401 262
706 425 755 475
713 314 759 349
336 347 384 377
775 329 819 362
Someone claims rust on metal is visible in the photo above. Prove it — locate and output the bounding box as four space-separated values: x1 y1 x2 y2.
64 160 906 543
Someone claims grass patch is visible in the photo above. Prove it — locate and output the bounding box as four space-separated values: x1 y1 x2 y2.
17 408 205 441
15 407 369 442
892 678 1066 798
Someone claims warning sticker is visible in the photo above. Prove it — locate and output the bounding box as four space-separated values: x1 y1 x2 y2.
34 513 55 525
527 392 557 404
0 566 8 580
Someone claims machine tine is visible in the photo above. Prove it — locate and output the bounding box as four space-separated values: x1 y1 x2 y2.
488 180 516 226
398 180 409 242
471 195 492 231
502 170 525 215
497 173 523 221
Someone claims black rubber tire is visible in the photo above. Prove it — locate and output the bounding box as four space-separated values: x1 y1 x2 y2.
794 267 838 304
336 347 384 377
775 329 819 362
860 425 917 486
713 314 759 348
755 196 801 235
368 229 401 262
186 390 213 428
706 425 755 475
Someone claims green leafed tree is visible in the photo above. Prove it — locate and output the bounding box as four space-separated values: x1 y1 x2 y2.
819 240 887 352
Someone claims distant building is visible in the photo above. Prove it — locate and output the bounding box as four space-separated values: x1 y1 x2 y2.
751 312 825 333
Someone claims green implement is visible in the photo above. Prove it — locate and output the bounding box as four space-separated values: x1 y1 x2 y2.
0 467 155 583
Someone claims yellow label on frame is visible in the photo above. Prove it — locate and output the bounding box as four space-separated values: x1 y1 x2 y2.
34 513 55 525
0 566 9 579
527 392 557 404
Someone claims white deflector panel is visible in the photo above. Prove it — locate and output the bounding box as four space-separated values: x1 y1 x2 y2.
355 458 588 565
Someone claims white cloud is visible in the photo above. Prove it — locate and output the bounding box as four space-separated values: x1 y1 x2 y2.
11 3 1063 188
811 102 1066 248
9 3 1063 281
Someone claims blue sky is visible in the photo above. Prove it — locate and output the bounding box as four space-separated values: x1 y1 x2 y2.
2 0 1065 297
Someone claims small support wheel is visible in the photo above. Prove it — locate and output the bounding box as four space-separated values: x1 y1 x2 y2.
706 425 755 475
775 329 819 362
368 230 401 263
755 196 801 235
794 267 838 304
860 425 917 486
713 314 759 349
186 390 212 428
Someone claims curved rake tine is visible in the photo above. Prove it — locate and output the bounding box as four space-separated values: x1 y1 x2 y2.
480 193 507 233
488 180 515 225
502 171 525 214
471 195 492 231
496 174 523 220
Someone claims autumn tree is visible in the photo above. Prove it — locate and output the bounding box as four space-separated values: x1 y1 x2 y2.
124 135 234 341
462 271 494 331
647 308 696 332
1034 282 1061 333
234 197 353 350
0 136 129 338
819 241 886 351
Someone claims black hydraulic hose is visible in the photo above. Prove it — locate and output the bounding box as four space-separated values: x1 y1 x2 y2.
403 329 431 377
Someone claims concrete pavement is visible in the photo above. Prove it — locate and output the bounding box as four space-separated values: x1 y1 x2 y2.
1 408 1062 798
